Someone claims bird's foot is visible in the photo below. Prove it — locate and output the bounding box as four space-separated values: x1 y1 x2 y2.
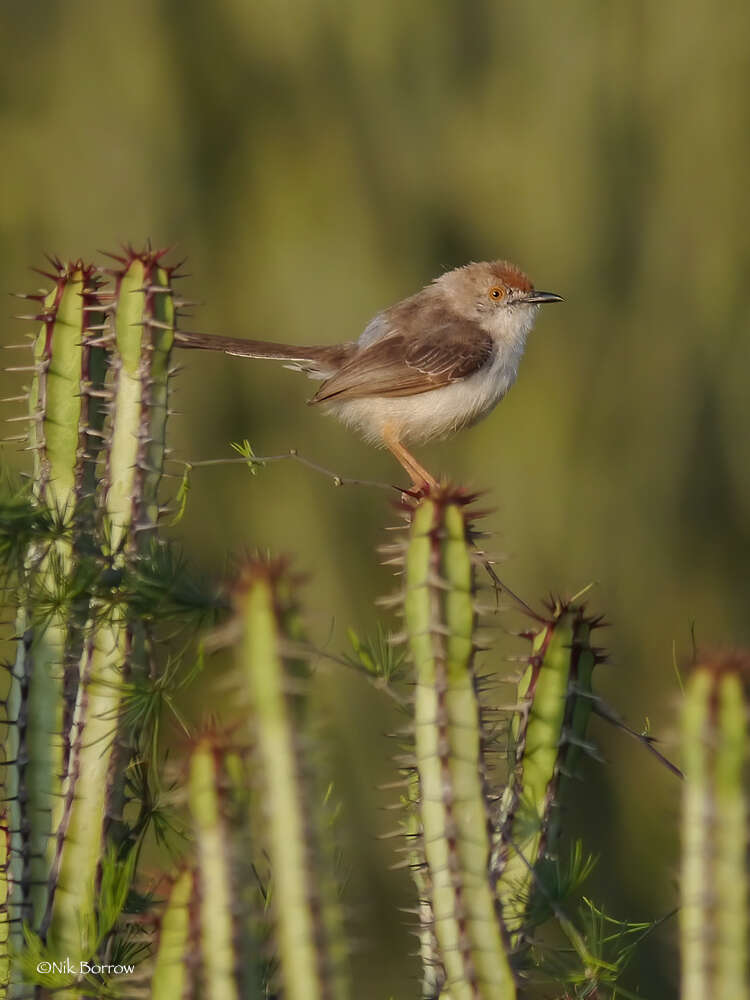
396 476 440 501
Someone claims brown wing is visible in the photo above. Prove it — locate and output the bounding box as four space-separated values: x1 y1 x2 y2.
310 322 494 404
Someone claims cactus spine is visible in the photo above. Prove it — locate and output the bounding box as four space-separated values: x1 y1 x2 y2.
403 494 516 1000
680 653 749 1000
493 601 601 944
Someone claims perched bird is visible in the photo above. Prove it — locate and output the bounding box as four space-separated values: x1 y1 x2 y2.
175 261 562 488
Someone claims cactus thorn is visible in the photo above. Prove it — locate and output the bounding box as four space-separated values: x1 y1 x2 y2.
97 249 128 264
4 413 39 424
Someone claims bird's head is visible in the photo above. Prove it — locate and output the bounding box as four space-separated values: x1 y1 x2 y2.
436 259 562 342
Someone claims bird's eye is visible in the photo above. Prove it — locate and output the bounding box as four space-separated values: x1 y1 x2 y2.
489 286 505 300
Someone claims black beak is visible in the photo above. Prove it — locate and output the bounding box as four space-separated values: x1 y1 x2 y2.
525 290 564 304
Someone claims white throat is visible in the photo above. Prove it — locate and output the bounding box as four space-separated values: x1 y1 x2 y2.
484 303 538 386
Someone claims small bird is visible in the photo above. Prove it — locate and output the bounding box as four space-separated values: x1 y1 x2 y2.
175 261 562 488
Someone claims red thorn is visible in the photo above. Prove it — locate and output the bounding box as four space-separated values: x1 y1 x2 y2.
98 249 128 264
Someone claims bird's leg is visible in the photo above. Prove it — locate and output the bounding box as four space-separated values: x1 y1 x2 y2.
382 424 438 491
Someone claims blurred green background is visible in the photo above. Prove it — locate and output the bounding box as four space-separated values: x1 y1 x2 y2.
2 2 749 996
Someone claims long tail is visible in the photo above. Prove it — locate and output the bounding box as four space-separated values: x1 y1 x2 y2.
173 330 354 379
174 330 316 360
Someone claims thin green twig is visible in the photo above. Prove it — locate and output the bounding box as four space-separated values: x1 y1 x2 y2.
184 450 397 491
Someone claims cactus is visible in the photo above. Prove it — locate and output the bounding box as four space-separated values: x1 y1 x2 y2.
104 246 177 556
680 651 749 1000
0 809 8 994
398 491 516 1000
43 611 131 957
43 247 179 959
0 248 191 993
389 496 610 996
401 769 445 998
189 741 240 1000
147 559 351 1000
150 867 196 1000
493 599 603 945
230 558 349 1000
2 260 107 949
1 244 737 1000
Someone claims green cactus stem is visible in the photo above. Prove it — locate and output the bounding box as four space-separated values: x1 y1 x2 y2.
2 641 27 962
680 652 749 1000
95 247 178 857
189 741 238 1000
1 807 9 996
104 246 177 558
151 867 196 1000
42 248 180 951
3 261 106 940
231 559 348 1000
402 492 516 1000
402 769 445 999
493 600 602 945
42 248 179 958
44 611 129 957
25 260 102 512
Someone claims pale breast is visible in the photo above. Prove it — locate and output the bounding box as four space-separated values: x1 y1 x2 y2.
326 344 521 445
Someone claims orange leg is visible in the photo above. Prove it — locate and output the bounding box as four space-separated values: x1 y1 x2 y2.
382 424 438 490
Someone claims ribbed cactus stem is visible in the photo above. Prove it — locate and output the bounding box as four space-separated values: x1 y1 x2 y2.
45 612 128 955
139 263 175 542
3 635 25 956
41 248 180 957
30 263 89 508
405 495 516 1000
680 670 710 1000
233 562 347 1000
106 249 176 557
680 654 749 1000
493 601 600 945
151 868 195 1000
106 257 145 554
714 673 747 999
403 770 445 999
41 248 178 959
189 742 238 1000
5 262 103 937
0 807 9 996
27 267 88 928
